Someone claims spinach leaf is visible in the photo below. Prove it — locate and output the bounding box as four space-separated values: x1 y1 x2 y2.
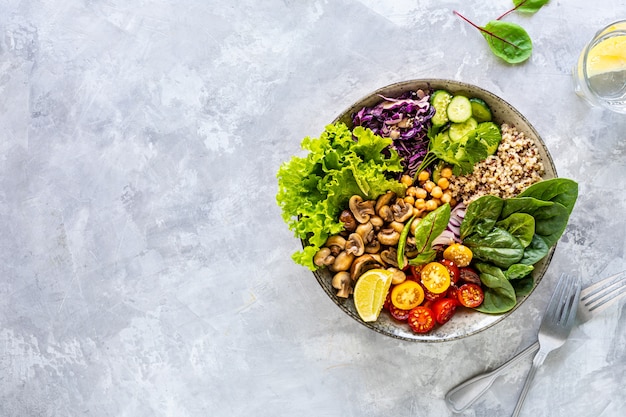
505 263 534 280
474 263 518 314
464 227 525 269
408 204 451 266
513 0 550 14
481 21 533 64
520 234 550 265
512 276 535 297
496 213 535 247
460 195 504 239
502 197 570 247
516 178 578 215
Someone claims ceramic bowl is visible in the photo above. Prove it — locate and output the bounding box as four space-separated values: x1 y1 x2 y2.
311 79 557 342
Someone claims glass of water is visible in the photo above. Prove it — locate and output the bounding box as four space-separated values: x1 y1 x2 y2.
573 20 626 114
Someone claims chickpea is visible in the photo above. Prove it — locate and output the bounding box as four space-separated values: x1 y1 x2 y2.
400 175 414 187
423 180 436 193
425 199 438 211
410 217 421 235
430 186 443 199
414 198 426 210
437 177 450 190
440 167 453 178
404 196 415 205
417 170 430 182
415 188 428 199
440 192 452 204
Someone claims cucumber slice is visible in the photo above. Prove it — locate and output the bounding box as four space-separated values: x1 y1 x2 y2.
430 90 452 127
449 117 478 142
470 98 492 122
447 95 472 123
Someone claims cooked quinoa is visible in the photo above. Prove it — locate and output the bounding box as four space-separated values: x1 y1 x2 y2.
448 123 545 204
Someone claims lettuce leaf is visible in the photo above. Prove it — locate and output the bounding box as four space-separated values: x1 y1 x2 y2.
276 123 406 270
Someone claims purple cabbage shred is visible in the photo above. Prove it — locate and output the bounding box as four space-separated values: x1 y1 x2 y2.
352 89 435 179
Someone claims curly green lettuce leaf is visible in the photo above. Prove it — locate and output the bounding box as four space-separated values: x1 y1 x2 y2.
276 123 406 270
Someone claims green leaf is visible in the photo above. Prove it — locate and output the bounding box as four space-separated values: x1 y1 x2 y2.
517 178 578 215
513 0 550 14
474 263 518 314
464 227 525 269
460 195 504 239
481 21 533 64
496 213 535 248
505 263 534 280
408 204 451 265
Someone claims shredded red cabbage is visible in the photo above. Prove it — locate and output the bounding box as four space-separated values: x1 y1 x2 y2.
352 89 435 178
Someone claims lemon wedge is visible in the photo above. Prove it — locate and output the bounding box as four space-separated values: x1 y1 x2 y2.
586 35 626 77
353 269 393 322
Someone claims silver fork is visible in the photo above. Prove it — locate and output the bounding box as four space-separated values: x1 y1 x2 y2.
510 273 581 417
445 270 626 413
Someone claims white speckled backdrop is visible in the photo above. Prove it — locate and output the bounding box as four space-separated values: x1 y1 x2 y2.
1 1 625 416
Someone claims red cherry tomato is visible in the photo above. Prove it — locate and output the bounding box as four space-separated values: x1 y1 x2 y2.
447 284 460 301
457 283 485 308
439 259 460 284
407 306 436 333
459 266 481 285
388 305 411 321
431 298 458 325
420 282 446 302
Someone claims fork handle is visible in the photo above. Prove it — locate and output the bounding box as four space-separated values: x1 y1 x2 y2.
445 341 539 413
511 351 548 417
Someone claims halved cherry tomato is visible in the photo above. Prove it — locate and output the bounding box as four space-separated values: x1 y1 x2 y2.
391 280 425 310
439 259 460 284
409 264 423 279
407 306 436 333
421 283 445 302
457 283 484 308
459 266 481 285
431 298 458 325
420 262 451 294
447 284 460 301
443 243 473 267
388 304 411 321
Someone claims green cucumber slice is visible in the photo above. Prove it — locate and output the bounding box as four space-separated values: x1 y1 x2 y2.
447 95 472 123
449 117 478 142
430 90 453 127
470 98 493 122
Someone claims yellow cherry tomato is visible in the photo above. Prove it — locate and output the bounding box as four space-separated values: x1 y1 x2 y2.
443 243 473 267
391 280 425 310
420 262 451 294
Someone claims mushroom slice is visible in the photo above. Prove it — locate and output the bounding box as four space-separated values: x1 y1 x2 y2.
350 254 383 281
329 251 355 272
377 205 394 223
377 228 400 246
380 247 400 268
375 191 396 213
345 233 365 257
325 235 346 256
313 247 335 267
338 209 358 232
391 198 413 223
369 215 384 230
349 195 375 224
355 222 375 244
404 236 419 258
332 271 352 298
387 267 407 285
364 239 381 254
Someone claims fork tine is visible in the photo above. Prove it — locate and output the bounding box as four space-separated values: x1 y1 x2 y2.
580 270 626 314
565 276 582 325
546 273 570 322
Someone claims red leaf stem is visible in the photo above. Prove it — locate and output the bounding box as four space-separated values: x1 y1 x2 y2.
453 10 521 50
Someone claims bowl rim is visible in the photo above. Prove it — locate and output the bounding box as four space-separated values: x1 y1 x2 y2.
309 78 558 342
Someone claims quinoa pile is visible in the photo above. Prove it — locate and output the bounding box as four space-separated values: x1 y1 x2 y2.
448 123 545 204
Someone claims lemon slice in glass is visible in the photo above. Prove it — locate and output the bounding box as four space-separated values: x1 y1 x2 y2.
353 269 393 322
586 35 626 77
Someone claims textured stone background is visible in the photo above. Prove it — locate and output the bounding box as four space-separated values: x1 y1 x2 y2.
1 1 625 416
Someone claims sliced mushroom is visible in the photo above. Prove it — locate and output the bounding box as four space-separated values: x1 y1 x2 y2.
345 233 365 257
325 235 346 256
377 204 394 223
355 222 375 244
377 228 400 246
313 247 335 267
387 267 407 285
364 239 381 254
389 221 405 233
375 191 396 213
338 209 357 232
332 271 352 298
329 251 355 272
391 198 414 222
349 195 375 224
380 247 399 268
404 236 419 258
369 215 384 230
350 254 383 281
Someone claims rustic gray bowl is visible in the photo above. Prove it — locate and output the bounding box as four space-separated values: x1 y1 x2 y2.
311 79 557 342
